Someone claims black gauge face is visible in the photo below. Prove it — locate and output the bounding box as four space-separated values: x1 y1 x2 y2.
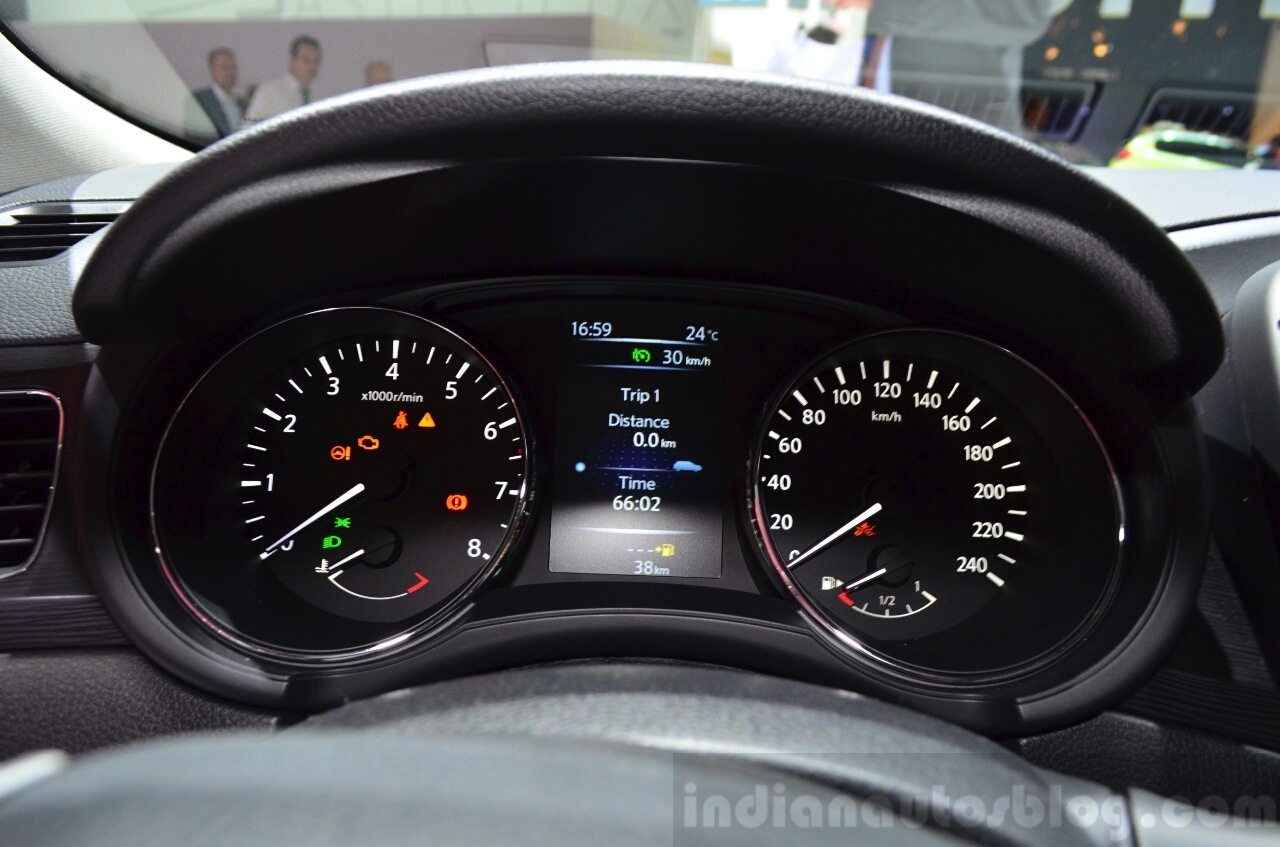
152 308 531 660
750 330 1121 681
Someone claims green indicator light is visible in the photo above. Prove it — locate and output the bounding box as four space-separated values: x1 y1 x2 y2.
322 535 342 549
631 348 651 364
334 517 351 529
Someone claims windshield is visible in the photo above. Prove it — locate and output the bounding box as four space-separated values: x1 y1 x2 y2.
2 0 1277 170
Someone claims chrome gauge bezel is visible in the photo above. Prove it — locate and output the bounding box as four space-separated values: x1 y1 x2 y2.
748 329 1126 687
149 307 535 666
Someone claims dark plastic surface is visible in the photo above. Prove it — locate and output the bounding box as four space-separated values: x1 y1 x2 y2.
71 63 1221 390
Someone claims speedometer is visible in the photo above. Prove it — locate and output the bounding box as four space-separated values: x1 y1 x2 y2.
152 308 531 661
750 330 1122 681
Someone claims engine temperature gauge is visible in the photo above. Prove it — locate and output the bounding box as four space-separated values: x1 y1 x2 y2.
750 330 1122 681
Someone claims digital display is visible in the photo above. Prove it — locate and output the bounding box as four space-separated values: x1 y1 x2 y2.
549 316 724 578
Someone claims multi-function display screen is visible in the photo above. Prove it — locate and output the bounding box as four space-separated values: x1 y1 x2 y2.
549 315 723 578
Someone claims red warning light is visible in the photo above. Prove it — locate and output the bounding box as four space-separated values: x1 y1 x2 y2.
393 411 409 430
853 522 876 537
446 494 469 512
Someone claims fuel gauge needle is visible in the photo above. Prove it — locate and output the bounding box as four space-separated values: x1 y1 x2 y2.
259 483 366 560
786 502 882 570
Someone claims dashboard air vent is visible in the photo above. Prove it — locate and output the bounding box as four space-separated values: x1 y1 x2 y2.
0 201 128 265
0 391 63 577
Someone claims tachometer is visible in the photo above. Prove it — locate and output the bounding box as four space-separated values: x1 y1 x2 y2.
152 308 531 661
750 330 1121 681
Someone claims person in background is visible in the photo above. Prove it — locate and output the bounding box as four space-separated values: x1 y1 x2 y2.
756 0 1055 133
364 61 394 88
244 35 321 124
184 47 242 141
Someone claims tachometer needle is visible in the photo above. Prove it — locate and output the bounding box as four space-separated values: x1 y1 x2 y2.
786 502 883 570
259 483 366 560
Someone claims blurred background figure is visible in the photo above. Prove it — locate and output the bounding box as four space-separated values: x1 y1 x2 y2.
751 0 1056 133
364 60 394 88
184 46 242 141
244 35 321 124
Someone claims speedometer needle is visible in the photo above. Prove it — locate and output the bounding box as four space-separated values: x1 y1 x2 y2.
259 483 366 560
786 502 883 570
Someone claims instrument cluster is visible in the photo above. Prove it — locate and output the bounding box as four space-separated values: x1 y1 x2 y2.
149 284 1131 691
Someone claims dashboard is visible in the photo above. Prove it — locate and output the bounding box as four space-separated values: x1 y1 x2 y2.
5 66 1280 809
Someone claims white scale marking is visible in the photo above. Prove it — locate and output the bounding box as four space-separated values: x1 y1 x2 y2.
457 362 470 378
242 500 254 505
778 410 792 421
357 343 364 362
906 363 914 382
254 426 265 433
246 515 265 524
252 535 263 542
835 367 846 385
992 437 1012 450
412 343 418 354
981 417 997 429
243 463 255 468
882 360 890 380
1004 531 1025 542
303 368 312 377
482 553 491 560
275 394 286 403
426 347 435 364
242 481 261 487
1002 461 1021 470
986 572 1006 587
392 340 400 359
948 382 960 399
248 444 266 452
813 376 825 393
927 370 938 389
499 418 516 429
859 361 867 380
474 375 483 383
965 398 981 414
768 431 780 440
289 379 303 394
263 408 281 421
792 390 808 407
375 341 380 352
339 350 345 360
1007 509 1027 516
497 402 509 410
1006 484 1026 492
319 356 332 375
482 387 497 400
922 591 937 603
998 554 1016 564
446 353 453 364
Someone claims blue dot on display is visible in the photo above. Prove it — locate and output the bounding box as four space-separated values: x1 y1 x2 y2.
575 462 586 473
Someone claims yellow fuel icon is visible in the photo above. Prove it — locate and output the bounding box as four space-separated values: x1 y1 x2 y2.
656 543 675 557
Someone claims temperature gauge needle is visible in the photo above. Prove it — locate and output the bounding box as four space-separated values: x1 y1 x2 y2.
786 502 883 570
259 483 366 560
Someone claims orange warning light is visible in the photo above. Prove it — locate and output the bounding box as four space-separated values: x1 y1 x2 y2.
853 522 876 537
446 494 469 512
418 412 436 428
330 445 351 461
393 411 409 430
357 435 380 451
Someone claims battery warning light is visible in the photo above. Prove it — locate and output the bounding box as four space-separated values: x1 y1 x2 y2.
446 494 469 511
